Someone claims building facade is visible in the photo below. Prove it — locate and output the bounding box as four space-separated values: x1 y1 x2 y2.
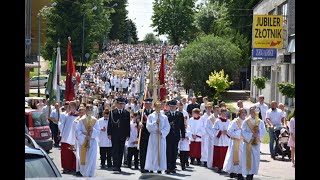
250 0 295 109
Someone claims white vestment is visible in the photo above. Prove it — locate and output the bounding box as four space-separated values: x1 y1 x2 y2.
188 117 205 143
58 113 77 146
73 117 82 172
200 113 211 162
145 112 170 171
223 117 245 174
212 118 230 147
77 116 101 177
97 118 112 147
206 114 219 169
241 117 266 175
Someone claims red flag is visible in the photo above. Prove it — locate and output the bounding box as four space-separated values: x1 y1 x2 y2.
65 40 76 101
159 53 166 101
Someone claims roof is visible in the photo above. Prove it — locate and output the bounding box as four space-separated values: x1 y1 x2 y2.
25 63 40 68
252 0 265 10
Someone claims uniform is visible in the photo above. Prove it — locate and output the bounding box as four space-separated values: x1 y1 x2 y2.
137 107 154 172
165 107 185 173
107 98 130 172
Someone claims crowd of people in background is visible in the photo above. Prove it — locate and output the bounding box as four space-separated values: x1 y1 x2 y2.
25 41 295 179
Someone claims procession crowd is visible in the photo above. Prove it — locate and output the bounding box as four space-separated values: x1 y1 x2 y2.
29 42 295 180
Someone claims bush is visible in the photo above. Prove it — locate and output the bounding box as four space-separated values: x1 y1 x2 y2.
253 76 267 90
278 82 295 98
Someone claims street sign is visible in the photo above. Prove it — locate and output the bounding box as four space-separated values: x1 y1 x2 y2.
26 38 31 45
85 53 90 58
253 15 283 49
252 48 277 59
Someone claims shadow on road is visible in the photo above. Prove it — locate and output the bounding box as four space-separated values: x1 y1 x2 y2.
260 159 270 162
112 171 135 176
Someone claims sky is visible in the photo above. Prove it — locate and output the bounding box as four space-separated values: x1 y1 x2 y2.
126 0 204 41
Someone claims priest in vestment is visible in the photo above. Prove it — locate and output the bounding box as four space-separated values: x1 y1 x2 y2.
241 107 266 180
77 104 101 177
223 108 247 179
145 100 170 173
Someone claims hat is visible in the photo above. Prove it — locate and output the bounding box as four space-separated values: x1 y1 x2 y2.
168 100 177 106
144 98 153 104
116 98 126 104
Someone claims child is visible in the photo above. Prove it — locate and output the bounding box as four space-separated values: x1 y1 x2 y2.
279 128 289 152
188 108 204 165
179 123 191 170
126 112 139 169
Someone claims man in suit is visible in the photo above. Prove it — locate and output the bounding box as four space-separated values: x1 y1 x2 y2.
137 98 154 173
165 100 186 174
107 98 130 172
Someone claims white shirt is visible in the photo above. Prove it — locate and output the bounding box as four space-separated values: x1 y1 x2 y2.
255 102 268 122
127 121 138 147
188 117 205 142
183 103 188 112
179 131 191 151
50 108 61 125
266 108 285 126
97 117 112 147
42 105 55 120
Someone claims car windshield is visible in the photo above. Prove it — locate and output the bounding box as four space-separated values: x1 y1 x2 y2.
25 154 56 178
32 111 48 127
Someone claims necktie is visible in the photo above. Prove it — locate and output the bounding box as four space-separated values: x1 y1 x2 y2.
119 110 122 114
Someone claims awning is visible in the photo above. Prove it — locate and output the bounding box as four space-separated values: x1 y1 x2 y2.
287 34 295 53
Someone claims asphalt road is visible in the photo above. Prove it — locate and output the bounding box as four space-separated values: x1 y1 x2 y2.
48 146 282 180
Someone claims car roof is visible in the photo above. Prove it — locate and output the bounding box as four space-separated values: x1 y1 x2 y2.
25 145 44 156
25 97 46 100
31 75 49 77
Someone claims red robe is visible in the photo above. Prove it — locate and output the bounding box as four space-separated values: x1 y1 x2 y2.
212 117 229 170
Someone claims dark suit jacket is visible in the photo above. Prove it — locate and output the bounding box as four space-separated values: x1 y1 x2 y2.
165 111 185 141
107 109 130 140
137 109 154 141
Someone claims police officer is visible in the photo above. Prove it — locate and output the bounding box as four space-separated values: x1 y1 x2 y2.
165 100 185 174
107 98 130 172
137 98 154 173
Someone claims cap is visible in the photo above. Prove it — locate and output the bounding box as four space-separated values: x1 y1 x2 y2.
144 98 153 104
168 100 177 106
116 98 126 104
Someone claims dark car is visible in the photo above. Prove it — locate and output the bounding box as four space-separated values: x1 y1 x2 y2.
25 133 62 178
25 108 53 152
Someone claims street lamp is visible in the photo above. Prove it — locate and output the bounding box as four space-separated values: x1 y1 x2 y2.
81 6 97 75
37 2 57 97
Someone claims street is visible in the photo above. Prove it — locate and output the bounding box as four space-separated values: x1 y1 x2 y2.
48 143 292 180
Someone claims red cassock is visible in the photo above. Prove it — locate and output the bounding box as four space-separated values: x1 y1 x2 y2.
212 145 228 169
189 141 201 158
61 142 76 171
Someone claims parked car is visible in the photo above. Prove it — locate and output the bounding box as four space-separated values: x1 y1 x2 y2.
29 75 49 87
25 108 53 152
25 133 61 178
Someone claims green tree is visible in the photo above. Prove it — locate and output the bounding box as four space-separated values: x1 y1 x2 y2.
194 1 231 35
253 76 267 100
206 69 233 101
194 1 250 67
106 0 128 42
175 35 242 96
152 0 196 45
124 19 138 44
42 0 112 63
143 33 160 45
278 82 295 106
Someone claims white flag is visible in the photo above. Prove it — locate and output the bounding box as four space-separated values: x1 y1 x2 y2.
53 47 61 103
